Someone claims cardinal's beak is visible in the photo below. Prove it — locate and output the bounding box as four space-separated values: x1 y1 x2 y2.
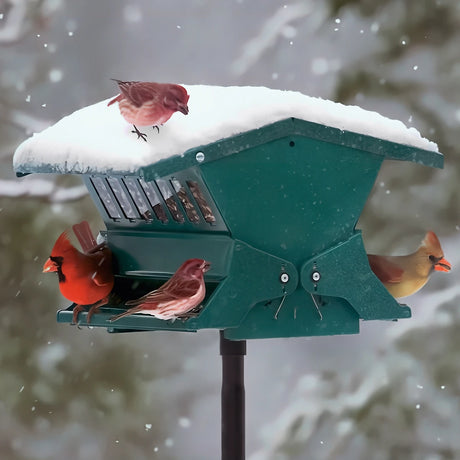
43 258 57 273
434 257 451 272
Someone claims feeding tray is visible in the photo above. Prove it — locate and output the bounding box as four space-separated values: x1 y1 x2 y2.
13 85 443 339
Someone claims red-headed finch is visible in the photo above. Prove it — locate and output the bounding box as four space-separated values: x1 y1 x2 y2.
368 231 451 298
110 258 210 322
43 221 114 324
108 79 189 141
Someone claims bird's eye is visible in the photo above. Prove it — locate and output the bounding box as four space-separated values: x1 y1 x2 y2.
429 255 437 263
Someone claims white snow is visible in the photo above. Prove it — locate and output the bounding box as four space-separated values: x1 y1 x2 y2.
13 84 439 176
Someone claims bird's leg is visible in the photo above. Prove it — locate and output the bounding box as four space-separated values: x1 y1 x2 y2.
152 125 160 134
86 296 110 324
72 304 86 325
131 125 148 142
177 305 203 321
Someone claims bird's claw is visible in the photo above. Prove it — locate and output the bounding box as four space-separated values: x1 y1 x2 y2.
131 125 148 142
152 125 160 134
176 305 204 321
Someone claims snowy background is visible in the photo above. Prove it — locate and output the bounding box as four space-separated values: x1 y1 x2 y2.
1 1 459 460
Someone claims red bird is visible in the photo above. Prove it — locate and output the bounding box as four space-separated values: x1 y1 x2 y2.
43 221 114 324
108 79 190 141
368 231 451 298
110 258 210 322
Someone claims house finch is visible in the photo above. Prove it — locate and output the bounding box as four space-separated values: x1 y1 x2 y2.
110 258 210 322
108 79 189 141
43 221 114 324
367 231 451 298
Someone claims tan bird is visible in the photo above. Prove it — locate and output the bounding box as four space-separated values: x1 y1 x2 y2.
367 231 451 298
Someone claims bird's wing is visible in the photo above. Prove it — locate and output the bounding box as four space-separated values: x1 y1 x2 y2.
124 83 159 107
367 255 404 284
92 271 113 287
166 277 201 298
126 278 201 306
90 251 113 286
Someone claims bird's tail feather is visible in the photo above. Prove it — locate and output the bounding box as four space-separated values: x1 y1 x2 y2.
72 221 97 252
107 94 123 106
109 305 144 322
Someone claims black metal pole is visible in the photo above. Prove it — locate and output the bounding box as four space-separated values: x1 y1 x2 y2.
220 330 246 460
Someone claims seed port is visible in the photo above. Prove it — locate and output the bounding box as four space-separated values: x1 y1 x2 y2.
91 176 122 219
107 177 138 219
123 177 152 221
170 178 200 223
187 180 217 224
139 178 169 223
156 179 185 223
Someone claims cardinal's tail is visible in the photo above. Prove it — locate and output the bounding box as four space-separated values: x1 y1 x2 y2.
72 221 98 252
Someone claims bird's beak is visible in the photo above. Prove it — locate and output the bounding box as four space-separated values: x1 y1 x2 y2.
201 261 211 272
434 257 451 272
43 258 56 273
177 103 189 115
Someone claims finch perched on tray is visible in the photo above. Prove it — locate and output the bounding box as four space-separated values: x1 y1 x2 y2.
110 258 210 322
108 79 189 141
368 231 451 298
43 221 114 324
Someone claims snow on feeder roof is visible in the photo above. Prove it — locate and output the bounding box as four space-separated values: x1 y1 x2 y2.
13 84 440 177
13 84 444 339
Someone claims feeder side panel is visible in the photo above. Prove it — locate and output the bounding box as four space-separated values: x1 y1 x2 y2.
199 135 383 265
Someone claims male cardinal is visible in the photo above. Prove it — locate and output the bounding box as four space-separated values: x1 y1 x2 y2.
108 79 189 141
110 258 210 322
367 231 451 298
43 221 114 324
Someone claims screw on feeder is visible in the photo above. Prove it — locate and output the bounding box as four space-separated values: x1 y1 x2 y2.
274 270 290 319
280 272 290 284
195 151 205 163
311 270 321 282
274 268 291 319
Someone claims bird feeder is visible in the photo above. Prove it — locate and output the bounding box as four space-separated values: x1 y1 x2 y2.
13 85 443 459
13 86 443 340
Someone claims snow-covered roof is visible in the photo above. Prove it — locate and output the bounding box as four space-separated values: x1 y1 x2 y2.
13 84 439 176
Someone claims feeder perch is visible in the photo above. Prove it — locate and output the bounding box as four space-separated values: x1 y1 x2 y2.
13 85 443 340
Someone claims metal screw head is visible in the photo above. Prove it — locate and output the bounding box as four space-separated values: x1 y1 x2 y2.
280 273 290 284
195 151 205 163
311 271 321 282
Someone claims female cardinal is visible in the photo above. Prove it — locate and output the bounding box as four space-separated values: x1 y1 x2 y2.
43 221 114 324
108 79 189 141
110 258 210 322
367 231 451 298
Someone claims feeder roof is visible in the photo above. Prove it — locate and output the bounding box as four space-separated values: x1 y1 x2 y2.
13 84 440 176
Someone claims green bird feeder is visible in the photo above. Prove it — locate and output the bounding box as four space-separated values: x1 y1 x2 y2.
14 85 443 460
13 85 443 340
